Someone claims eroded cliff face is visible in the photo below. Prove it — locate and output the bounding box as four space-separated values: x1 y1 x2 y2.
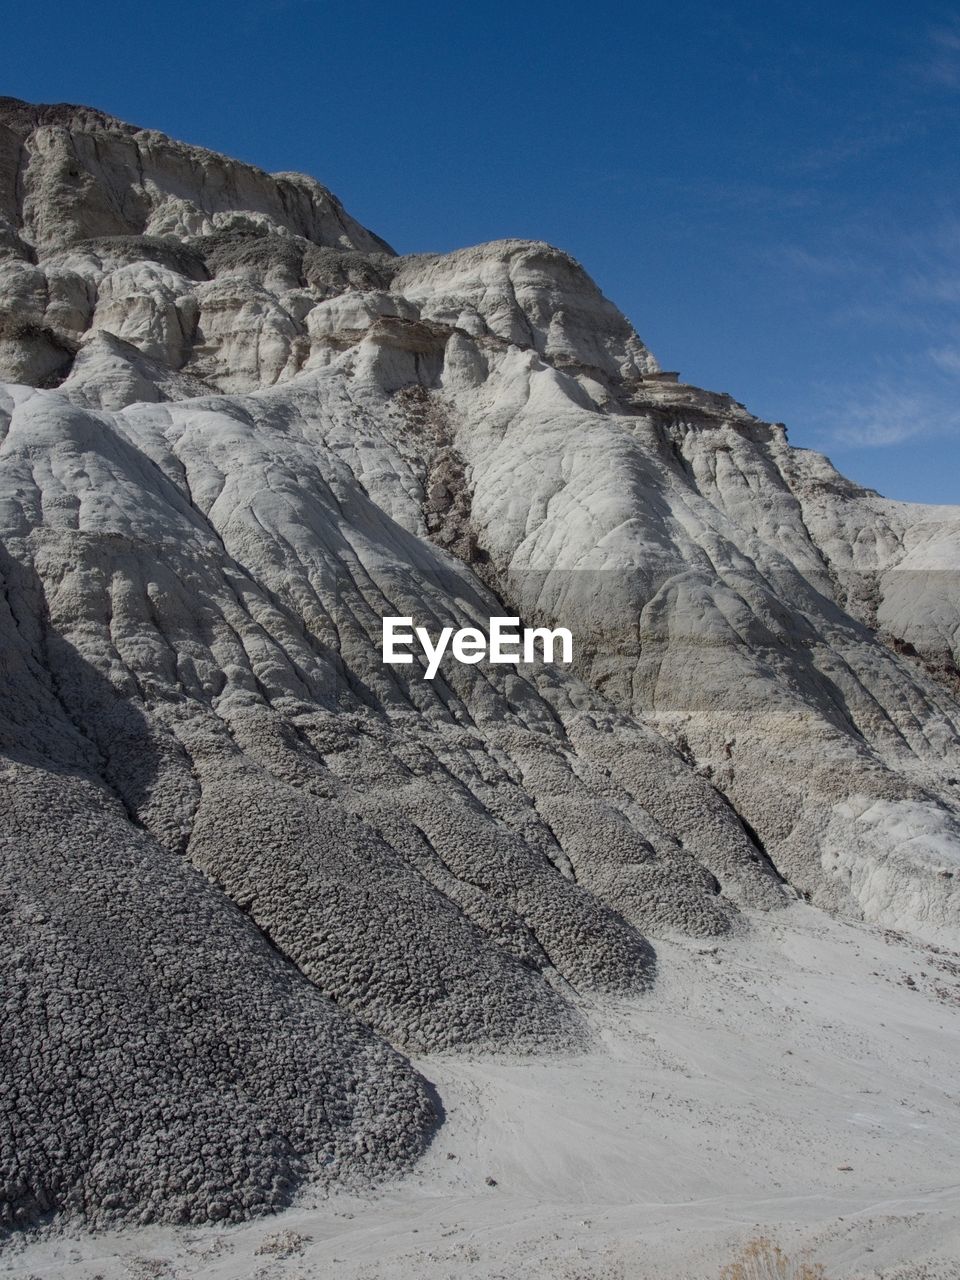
0 98 958 1231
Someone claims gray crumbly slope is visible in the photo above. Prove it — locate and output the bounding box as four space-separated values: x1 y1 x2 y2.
0 98 958 1232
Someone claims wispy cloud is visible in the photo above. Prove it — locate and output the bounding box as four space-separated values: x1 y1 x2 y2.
789 217 960 452
822 386 960 450
897 218 960 306
771 214 960 337
581 171 819 214
929 342 960 374
920 18 960 89
773 245 865 277
786 117 923 175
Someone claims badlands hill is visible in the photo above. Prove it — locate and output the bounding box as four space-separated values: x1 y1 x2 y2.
0 97 958 1235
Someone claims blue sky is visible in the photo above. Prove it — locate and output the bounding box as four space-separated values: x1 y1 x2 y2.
4 0 960 502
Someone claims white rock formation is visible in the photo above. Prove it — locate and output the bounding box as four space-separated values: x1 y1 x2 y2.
0 97 958 1232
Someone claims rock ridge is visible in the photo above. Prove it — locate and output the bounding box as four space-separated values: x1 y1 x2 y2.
0 101 958 1233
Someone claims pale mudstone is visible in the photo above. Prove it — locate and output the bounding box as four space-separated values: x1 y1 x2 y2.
0 95 958 1234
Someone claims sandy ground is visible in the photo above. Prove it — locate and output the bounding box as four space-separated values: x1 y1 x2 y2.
4 902 959 1280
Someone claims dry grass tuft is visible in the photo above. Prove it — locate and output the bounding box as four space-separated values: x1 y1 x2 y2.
721 1236 826 1280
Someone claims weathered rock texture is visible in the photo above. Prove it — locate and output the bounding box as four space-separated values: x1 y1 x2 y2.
0 98 958 1231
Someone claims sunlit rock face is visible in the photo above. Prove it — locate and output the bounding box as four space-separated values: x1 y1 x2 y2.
0 97 958 1231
